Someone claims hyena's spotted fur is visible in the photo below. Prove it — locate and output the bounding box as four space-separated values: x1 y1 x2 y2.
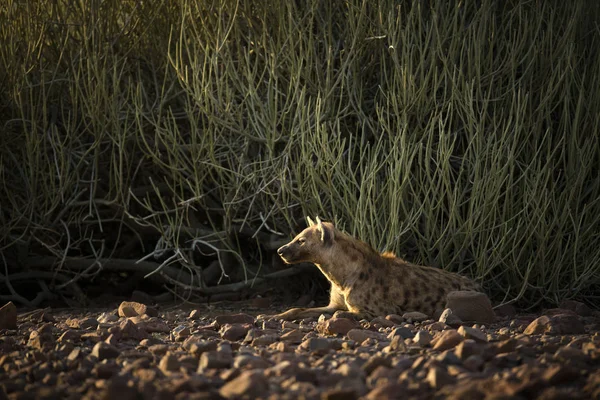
274 217 480 320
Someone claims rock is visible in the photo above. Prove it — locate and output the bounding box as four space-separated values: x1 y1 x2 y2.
280 329 304 344
58 329 81 343
524 314 585 335
198 350 233 369
559 300 593 317
454 339 482 360
158 352 180 373
402 311 429 323
426 365 455 389
365 383 406 399
385 314 405 324
172 325 191 341
384 336 406 352
347 329 387 343
117 301 158 318
233 354 270 369
0 302 17 330
129 316 170 333
119 319 147 340
322 317 359 335
97 312 119 323
300 337 342 353
91 342 119 360
252 334 279 346
413 330 433 346
66 317 98 330
362 355 392 375
439 308 463 327
219 371 269 399
445 291 495 323
370 317 396 328
215 313 255 326
388 327 415 340
432 329 464 351
457 326 488 343
220 324 251 341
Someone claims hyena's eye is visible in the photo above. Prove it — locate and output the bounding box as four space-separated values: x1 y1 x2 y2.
298 237 306 245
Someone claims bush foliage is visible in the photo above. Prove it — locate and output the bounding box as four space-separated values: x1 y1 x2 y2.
1 0 599 307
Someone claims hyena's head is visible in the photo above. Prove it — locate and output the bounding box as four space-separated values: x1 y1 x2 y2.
277 216 335 264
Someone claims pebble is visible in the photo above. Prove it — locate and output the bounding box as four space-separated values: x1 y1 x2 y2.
445 291 495 323
117 301 158 318
432 329 464 351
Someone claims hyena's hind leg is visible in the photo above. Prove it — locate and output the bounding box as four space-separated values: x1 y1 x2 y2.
272 285 346 321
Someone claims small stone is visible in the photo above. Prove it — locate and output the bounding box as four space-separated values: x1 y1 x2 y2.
58 329 81 343
524 314 585 335
233 354 270 369
413 330 433 346
347 329 387 343
454 339 482 360
118 301 158 318
362 355 391 375
184 339 218 356
119 319 147 340
219 370 268 399
199 350 233 370
252 334 279 346
558 300 593 317
426 366 455 389
129 316 170 333
300 337 341 353
402 311 429 323
158 353 180 373
188 309 203 320
457 326 487 343
439 308 463 327
0 302 17 330
445 291 495 323
215 313 255 326
280 329 304 344
370 317 396 328
463 354 484 371
172 325 191 341
385 336 406 352
388 327 415 340
220 324 250 341
323 317 359 335
432 330 463 351
91 342 119 360
385 314 405 324
427 321 449 331
97 312 119 323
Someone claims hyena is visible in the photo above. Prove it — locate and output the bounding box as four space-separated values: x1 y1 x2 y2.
274 217 481 320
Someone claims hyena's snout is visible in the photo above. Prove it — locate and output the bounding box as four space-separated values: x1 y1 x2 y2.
277 244 289 258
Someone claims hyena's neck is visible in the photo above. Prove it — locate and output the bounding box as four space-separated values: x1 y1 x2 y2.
315 232 382 289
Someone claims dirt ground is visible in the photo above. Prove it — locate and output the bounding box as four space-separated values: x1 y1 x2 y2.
0 297 599 400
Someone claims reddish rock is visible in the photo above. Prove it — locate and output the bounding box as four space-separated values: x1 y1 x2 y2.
322 317 359 336
118 301 158 318
219 370 268 399
347 329 387 343
445 291 495 323
220 323 251 341
432 330 464 351
524 314 585 335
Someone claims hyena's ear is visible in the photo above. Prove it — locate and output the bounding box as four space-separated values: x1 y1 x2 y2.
316 216 334 244
306 216 315 227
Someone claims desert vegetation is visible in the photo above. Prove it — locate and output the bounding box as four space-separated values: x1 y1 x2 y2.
1 0 599 308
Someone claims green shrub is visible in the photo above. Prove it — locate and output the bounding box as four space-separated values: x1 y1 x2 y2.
1 0 599 307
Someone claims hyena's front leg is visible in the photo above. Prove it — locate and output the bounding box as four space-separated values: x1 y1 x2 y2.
272 285 347 320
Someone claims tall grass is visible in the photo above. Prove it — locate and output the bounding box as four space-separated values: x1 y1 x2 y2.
1 0 599 307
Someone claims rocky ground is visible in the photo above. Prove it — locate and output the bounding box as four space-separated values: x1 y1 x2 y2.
0 297 599 400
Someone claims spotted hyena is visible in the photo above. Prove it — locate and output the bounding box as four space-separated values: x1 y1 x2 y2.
274 217 481 320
